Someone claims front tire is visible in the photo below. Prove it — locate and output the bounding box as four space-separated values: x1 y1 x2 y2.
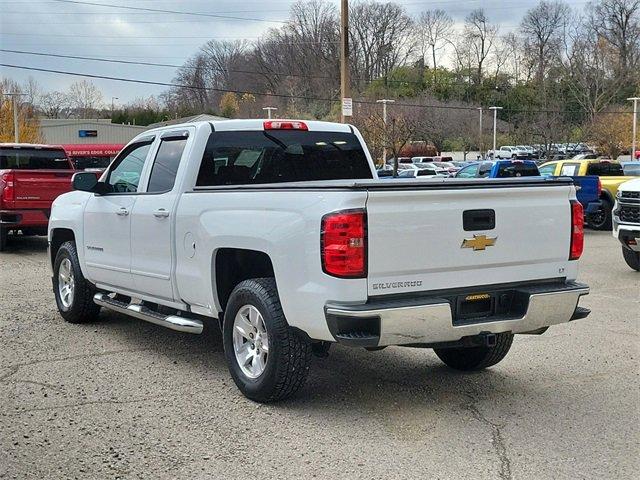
588 198 612 230
434 333 514 371
53 241 101 323
622 247 640 271
223 278 312 402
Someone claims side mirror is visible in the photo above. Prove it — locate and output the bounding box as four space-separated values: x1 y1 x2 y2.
72 172 111 194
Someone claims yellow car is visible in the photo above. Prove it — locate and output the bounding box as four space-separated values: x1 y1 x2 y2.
539 159 638 230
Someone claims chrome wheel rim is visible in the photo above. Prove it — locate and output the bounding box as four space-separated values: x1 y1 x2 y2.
58 258 75 309
232 305 269 379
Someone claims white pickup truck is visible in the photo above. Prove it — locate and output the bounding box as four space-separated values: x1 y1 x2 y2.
48 119 590 402
613 178 640 271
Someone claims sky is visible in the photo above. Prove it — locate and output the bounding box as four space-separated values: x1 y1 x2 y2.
0 0 591 105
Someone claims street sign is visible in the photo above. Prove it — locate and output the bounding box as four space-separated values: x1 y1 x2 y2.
342 97 353 117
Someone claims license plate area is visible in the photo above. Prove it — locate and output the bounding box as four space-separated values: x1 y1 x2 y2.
452 290 527 326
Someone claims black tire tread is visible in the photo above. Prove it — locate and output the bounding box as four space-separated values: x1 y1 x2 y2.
622 247 640 271
224 278 311 402
434 333 514 371
54 241 101 323
0 228 7 252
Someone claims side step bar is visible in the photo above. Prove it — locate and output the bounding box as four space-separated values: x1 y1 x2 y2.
93 293 203 334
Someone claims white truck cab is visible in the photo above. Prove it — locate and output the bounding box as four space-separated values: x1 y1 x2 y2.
613 178 640 271
48 119 590 402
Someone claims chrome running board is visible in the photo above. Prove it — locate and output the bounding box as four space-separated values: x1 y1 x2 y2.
93 293 203 334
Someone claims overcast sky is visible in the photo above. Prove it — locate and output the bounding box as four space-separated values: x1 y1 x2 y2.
0 0 590 105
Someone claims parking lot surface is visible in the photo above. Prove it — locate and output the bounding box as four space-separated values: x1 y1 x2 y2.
0 231 638 479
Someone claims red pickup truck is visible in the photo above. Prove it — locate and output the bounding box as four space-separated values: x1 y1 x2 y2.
0 144 76 251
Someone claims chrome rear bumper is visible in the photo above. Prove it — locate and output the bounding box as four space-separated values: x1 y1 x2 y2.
325 281 589 347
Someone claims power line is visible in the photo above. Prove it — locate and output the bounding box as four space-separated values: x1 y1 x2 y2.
48 0 288 23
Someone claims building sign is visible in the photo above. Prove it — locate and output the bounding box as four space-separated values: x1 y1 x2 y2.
342 97 353 117
78 130 98 138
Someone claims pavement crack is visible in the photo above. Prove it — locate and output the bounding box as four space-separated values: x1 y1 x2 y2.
0 365 19 383
464 393 512 480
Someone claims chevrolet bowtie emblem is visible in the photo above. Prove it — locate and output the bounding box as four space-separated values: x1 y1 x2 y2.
461 234 497 251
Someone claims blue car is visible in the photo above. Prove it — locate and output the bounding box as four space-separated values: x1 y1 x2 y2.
455 160 540 178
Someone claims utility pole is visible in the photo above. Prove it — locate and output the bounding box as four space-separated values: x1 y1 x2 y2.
489 106 503 155
262 107 277 119
376 99 395 165
629 97 639 161
3 93 27 143
477 107 483 159
340 0 350 123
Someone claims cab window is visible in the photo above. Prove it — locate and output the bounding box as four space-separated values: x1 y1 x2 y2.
538 163 557 176
586 161 624 176
456 164 479 178
106 141 153 193
147 138 188 193
560 163 580 176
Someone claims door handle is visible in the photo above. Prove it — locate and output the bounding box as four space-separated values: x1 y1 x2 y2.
153 208 170 218
116 207 129 216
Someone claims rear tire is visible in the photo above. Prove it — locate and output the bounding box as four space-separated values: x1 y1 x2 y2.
622 247 640 271
434 333 514 371
588 198 612 230
53 241 101 323
223 278 312 402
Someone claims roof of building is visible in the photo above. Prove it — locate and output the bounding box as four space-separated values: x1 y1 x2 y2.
147 113 227 128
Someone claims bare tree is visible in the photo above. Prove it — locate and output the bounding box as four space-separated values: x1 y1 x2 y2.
589 0 640 75
349 1 416 87
416 9 453 81
521 1 571 82
39 91 69 118
67 80 103 118
463 9 498 85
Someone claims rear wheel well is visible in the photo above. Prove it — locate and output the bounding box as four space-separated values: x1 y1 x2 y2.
50 228 75 268
215 248 275 312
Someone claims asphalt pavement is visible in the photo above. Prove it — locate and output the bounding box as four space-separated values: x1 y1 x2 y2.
0 231 638 479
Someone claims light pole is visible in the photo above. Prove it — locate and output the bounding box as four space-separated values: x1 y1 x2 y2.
3 93 27 143
477 107 483 159
111 97 118 118
489 106 503 155
376 99 395 165
340 0 350 123
262 107 277 119
629 97 639 161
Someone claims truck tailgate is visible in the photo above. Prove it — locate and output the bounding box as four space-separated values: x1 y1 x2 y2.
365 182 573 296
12 170 74 210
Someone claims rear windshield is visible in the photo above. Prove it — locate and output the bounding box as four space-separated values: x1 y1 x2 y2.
586 162 624 176
0 148 71 170
496 162 540 178
72 156 112 170
196 130 372 186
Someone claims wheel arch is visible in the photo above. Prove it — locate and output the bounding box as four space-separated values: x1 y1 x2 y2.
50 228 76 269
213 248 276 314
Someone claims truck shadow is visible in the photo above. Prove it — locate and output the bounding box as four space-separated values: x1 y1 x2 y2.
0 235 49 254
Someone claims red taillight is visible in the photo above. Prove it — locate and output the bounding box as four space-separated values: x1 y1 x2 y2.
263 120 308 131
570 200 584 260
321 210 367 278
596 178 602 197
0 171 16 205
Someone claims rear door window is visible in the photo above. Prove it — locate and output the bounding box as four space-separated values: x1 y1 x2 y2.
560 163 580 176
496 162 540 178
196 130 372 186
586 162 624 176
0 148 70 169
147 138 188 193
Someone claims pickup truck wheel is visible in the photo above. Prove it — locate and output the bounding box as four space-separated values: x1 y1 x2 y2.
0 228 7 251
622 247 640 271
588 198 612 230
434 333 514 371
223 278 312 402
53 241 101 323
